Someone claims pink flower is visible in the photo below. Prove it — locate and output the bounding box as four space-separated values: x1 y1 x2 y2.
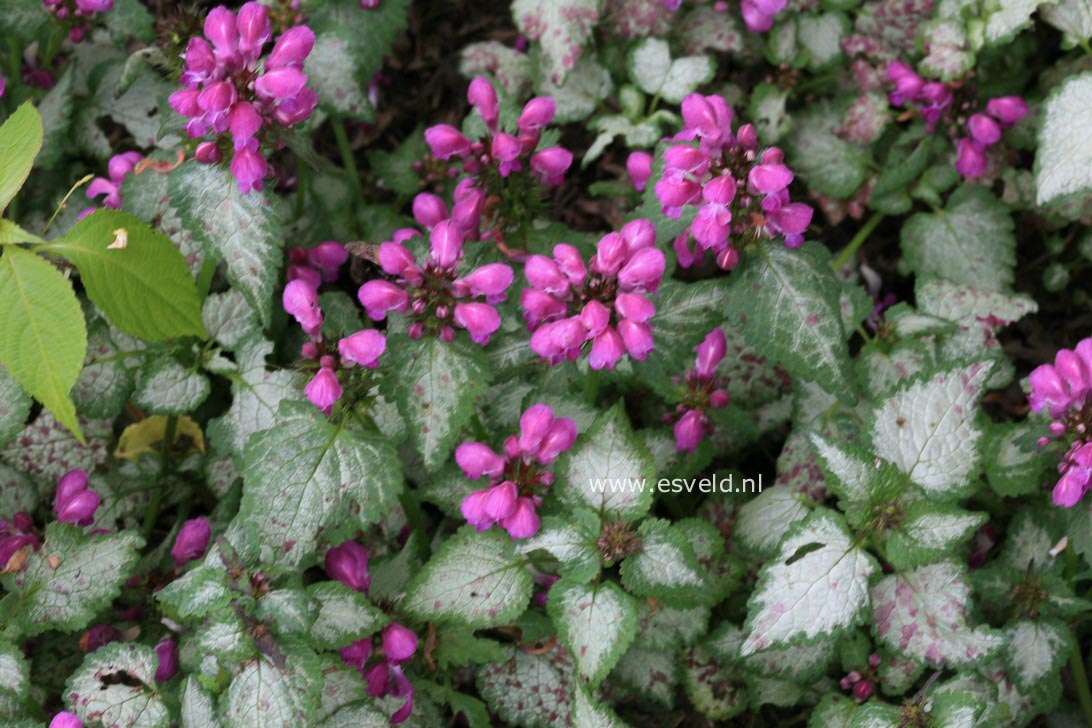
338 330 386 368
154 639 179 681
986 96 1029 126
530 147 573 185
54 469 99 526
424 124 472 160
627 151 653 191
305 364 342 415
325 541 370 592
171 517 211 567
283 279 323 339
50 713 83 728
458 404 577 539
86 152 142 209
382 622 418 664
740 0 787 32
954 138 988 178
171 3 315 192
667 328 730 452
468 76 500 130
518 97 556 134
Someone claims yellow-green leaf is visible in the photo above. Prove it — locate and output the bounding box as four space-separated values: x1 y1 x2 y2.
0 103 44 213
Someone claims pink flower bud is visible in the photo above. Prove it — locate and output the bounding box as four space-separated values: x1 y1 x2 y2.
325 541 371 592
674 409 706 452
518 97 556 133
230 147 267 193
306 367 342 414
593 232 627 276
267 26 315 69
308 241 349 278
589 327 625 371
50 712 82 728
536 417 577 464
525 255 569 295
54 470 99 526
615 293 655 323
283 279 323 334
455 263 513 302
378 242 416 277
255 67 308 101
55 469 89 507
382 622 418 664
681 94 719 141
553 244 587 284
411 193 448 229
491 133 523 177
709 389 729 408
451 187 485 233
183 37 216 78
868 653 882 668
340 638 372 670
618 319 654 360
468 77 499 129
886 60 916 81
985 96 1028 126
195 141 221 164
853 680 874 701
358 280 409 320
749 163 794 194
580 300 611 337
967 113 1001 146
338 330 386 368
203 6 238 58
626 151 653 191
171 517 211 566
620 218 656 252
454 302 501 344
655 175 702 217
521 288 567 329
460 489 491 529
429 220 464 268
664 145 708 175
518 404 555 454
198 80 236 113
716 245 740 270
169 88 201 118
424 124 471 160
228 101 263 141
954 138 988 178
500 497 540 538
482 481 518 521
456 442 505 479
154 638 179 681
617 247 665 292
695 328 727 379
236 2 271 62
530 147 572 185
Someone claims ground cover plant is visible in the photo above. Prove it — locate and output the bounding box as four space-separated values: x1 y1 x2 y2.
0 0 1091 725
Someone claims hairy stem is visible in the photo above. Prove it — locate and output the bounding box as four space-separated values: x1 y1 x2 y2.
832 212 884 271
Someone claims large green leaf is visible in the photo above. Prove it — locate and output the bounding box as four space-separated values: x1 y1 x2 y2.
65 643 169 728
49 209 205 340
0 245 86 440
0 103 43 213
548 579 638 687
1035 71 1092 205
383 335 491 472
168 162 282 325
724 243 857 404
0 523 143 638
900 186 1016 292
236 403 403 568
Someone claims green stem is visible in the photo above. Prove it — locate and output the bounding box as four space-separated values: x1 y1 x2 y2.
398 490 432 562
141 414 179 541
196 255 216 301
1070 638 1092 725
832 212 885 271
331 119 363 203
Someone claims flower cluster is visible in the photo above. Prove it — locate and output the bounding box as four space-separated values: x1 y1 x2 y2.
169 3 317 193
954 97 1028 178
839 653 882 701
522 220 664 368
42 0 112 42
340 624 418 724
281 242 391 415
457 404 577 539
359 215 514 344
886 62 1028 179
1028 337 1092 507
327 544 416 724
666 329 730 452
424 77 572 241
83 151 143 217
655 94 813 270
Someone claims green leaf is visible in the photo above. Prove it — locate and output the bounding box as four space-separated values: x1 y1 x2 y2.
181 677 223 728
548 579 638 687
796 12 849 70
555 402 655 521
0 245 86 441
202 291 259 351
900 186 1016 292
477 647 575 728
71 320 136 420
220 646 323 728
871 561 1006 668
403 527 533 628
725 243 857 404
307 582 389 649
236 403 403 568
620 519 712 607
36 68 74 169
155 564 234 622
417 680 492 728
0 367 31 447
65 643 169 728
0 640 29 718
1002 619 1072 694
870 361 993 500
515 513 601 583
49 209 205 340
0 103 43 213
642 278 730 383
740 509 877 654
365 129 428 199
512 0 601 86
133 360 210 415
306 0 410 119
383 335 491 472
611 646 677 707
628 38 714 104
168 162 283 325
1035 71 1092 205
681 646 747 720
885 503 988 570
786 103 869 199
0 523 143 638
0 218 46 245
